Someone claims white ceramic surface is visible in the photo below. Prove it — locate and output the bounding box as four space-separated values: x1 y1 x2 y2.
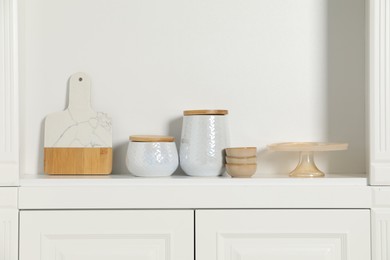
44 72 112 148
126 141 179 177
180 115 230 176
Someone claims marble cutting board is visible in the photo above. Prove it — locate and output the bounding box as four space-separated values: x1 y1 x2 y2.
44 72 112 174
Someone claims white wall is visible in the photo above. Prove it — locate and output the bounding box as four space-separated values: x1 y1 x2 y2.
19 0 366 176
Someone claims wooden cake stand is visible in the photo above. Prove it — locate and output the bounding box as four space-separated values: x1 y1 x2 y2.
267 142 348 177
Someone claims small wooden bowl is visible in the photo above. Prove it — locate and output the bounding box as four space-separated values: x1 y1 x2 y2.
225 147 257 157
226 156 257 164
226 163 257 178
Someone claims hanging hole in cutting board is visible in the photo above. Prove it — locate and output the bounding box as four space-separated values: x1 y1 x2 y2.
79 77 83 82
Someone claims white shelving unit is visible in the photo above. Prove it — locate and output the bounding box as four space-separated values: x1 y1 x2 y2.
0 0 390 259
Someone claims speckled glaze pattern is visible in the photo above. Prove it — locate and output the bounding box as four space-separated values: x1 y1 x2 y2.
180 115 230 176
126 141 179 177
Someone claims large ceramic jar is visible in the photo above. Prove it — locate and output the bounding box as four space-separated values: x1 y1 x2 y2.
126 135 179 177
180 110 230 176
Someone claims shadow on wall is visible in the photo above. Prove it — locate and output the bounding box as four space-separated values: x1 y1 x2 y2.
254 0 366 177
325 0 365 174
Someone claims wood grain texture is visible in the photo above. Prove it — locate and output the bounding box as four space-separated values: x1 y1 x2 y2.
267 142 348 152
44 148 112 175
129 135 175 142
183 110 228 116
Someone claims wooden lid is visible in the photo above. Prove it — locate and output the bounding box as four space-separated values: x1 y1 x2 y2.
129 135 175 142
183 110 228 116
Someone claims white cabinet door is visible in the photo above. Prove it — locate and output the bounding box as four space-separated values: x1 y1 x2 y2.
196 210 370 260
0 188 18 260
20 210 194 260
372 209 390 260
0 209 18 260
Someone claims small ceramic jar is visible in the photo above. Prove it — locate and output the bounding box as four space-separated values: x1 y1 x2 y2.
126 135 179 177
180 110 230 176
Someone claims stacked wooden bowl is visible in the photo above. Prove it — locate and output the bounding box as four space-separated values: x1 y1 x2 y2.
225 147 257 178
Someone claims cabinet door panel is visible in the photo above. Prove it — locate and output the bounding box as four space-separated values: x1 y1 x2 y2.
20 210 193 260
372 209 390 260
0 209 18 260
196 210 370 260
0 188 18 260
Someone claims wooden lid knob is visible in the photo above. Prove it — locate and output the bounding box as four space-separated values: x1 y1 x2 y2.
183 109 228 116
129 135 175 142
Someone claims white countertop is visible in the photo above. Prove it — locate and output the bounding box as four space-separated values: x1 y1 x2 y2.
20 173 367 187
18 173 371 210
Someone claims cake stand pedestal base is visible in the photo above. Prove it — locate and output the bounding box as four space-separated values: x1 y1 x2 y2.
290 151 324 178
